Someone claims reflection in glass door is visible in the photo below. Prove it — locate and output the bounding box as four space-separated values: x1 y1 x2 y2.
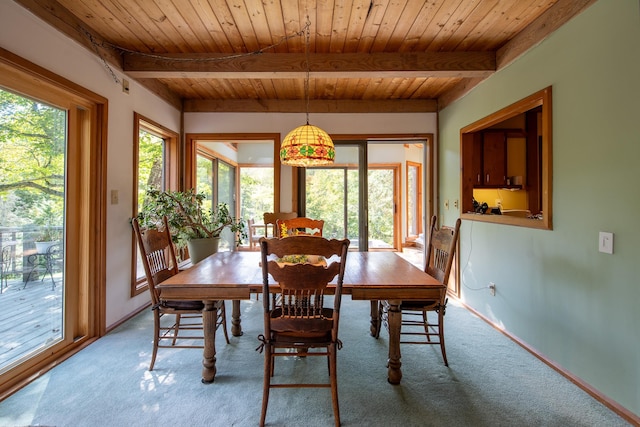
0 89 65 371
217 160 236 251
195 153 237 251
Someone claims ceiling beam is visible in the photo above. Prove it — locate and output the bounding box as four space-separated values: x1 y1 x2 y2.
184 98 437 113
14 0 122 69
124 52 495 79
13 0 184 110
438 0 598 110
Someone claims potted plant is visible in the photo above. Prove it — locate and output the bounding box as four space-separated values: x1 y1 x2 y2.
136 188 247 264
32 204 63 253
35 227 62 253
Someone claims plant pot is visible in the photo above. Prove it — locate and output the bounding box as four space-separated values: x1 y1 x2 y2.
35 241 57 254
187 237 220 265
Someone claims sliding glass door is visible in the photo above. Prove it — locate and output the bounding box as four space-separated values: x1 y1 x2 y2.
195 153 237 251
0 88 66 371
301 139 430 259
302 144 364 249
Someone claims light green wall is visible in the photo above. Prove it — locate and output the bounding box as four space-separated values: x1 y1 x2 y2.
439 0 640 417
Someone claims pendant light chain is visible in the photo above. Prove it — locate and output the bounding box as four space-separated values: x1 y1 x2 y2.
304 16 311 125
279 15 335 167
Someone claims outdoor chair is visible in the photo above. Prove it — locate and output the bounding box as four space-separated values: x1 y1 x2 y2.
248 218 265 251
23 242 63 290
1 243 16 293
258 235 349 427
379 215 461 366
132 216 229 371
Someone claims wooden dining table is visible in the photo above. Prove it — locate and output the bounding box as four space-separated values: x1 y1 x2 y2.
157 250 444 385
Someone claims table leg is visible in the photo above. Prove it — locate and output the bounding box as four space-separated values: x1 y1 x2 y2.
201 300 218 384
386 299 403 385
231 300 243 336
369 300 380 337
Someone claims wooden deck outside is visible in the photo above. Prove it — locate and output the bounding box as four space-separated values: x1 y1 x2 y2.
0 273 63 370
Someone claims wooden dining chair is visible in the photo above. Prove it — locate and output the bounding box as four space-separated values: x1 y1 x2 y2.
258 235 350 427
276 217 324 238
379 215 461 366
132 216 229 371
263 211 297 238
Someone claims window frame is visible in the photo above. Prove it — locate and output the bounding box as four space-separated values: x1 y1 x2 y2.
130 113 179 296
406 160 423 240
460 87 553 230
185 133 281 217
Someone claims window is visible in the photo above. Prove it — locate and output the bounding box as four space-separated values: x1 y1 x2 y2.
185 133 281 246
460 87 552 229
131 113 179 296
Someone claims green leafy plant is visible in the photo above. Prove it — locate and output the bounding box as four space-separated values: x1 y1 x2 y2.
33 203 63 242
136 188 247 248
36 226 62 242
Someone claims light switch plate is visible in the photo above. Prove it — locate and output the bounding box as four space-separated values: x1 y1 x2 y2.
598 231 613 254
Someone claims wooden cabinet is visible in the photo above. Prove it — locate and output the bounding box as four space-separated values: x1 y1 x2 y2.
462 131 507 189
482 131 507 186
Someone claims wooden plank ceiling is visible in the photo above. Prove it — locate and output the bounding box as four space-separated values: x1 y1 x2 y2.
14 0 595 112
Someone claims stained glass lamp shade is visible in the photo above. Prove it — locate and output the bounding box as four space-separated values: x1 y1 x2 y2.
280 123 335 167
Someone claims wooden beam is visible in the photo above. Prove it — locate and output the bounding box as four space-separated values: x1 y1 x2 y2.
496 0 599 69
438 0 597 110
437 77 486 111
135 79 182 110
124 52 495 79
13 0 122 69
12 0 184 109
184 98 437 113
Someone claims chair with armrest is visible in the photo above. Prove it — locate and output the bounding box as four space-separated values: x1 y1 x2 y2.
132 216 229 371
276 217 324 238
258 235 350 427
263 212 297 238
379 215 461 366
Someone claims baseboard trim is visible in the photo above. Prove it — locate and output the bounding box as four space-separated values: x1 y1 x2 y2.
105 302 150 334
455 298 639 426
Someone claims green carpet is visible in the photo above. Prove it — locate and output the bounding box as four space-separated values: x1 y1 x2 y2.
0 297 630 426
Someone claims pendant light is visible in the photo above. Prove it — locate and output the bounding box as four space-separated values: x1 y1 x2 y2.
280 18 335 167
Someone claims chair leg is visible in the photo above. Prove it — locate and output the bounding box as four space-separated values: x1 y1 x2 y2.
419 310 430 342
218 301 230 344
150 310 160 371
172 313 182 346
260 344 272 427
438 309 448 367
329 344 341 427
375 301 384 338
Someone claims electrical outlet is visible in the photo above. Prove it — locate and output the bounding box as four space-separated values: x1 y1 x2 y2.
489 282 496 296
